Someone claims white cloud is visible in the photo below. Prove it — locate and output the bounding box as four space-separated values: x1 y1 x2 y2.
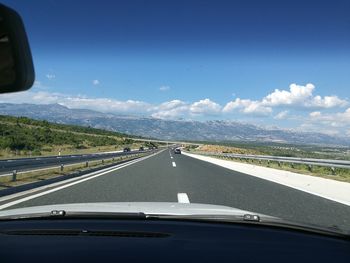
190 99 221 115
223 83 347 117
92 79 100 86
33 81 50 89
262 83 315 106
0 91 151 114
223 98 245 112
308 108 350 127
0 91 218 119
298 108 350 135
0 83 348 135
223 98 272 116
242 101 272 115
151 106 188 119
45 74 56 80
274 110 289 120
152 100 187 111
64 97 150 113
159 85 170 91
261 83 347 109
308 95 348 108
151 100 189 118
309 111 321 117
151 99 222 119
296 122 342 136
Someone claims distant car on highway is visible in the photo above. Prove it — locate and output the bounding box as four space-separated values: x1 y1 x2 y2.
123 147 131 152
174 148 181 154
139 146 144 151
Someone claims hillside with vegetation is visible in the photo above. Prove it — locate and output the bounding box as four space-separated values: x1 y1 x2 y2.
1 103 349 146
0 115 147 158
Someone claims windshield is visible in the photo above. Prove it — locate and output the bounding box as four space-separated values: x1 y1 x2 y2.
0 0 349 233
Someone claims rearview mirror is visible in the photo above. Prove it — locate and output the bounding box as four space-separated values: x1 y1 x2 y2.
0 3 34 93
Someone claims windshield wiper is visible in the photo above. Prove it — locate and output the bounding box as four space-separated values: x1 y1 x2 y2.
0 209 147 221
147 213 350 238
1 210 348 239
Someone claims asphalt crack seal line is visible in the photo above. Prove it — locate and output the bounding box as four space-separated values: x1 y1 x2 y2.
0 150 165 210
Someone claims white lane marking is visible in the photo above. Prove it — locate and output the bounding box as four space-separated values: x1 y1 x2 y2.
0 160 137 202
0 150 164 203
177 193 190 203
172 161 176 167
0 150 165 210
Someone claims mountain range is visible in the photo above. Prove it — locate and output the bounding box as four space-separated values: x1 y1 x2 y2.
0 103 348 146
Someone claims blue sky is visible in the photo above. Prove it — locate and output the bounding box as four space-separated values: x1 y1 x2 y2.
1 0 350 136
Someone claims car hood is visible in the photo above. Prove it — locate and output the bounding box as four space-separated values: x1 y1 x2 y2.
1 202 347 237
0 202 275 219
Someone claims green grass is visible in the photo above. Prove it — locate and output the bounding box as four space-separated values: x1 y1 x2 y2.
0 115 136 137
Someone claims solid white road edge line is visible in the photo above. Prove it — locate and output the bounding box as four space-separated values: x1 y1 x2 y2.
177 193 190 203
172 162 176 167
0 150 164 210
182 151 350 207
0 153 157 203
0 158 142 203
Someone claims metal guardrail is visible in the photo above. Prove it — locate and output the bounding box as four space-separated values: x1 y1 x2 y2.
0 149 157 175
0 151 150 181
194 151 350 170
0 148 146 163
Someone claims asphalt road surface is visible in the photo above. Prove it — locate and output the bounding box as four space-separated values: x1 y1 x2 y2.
2 149 350 230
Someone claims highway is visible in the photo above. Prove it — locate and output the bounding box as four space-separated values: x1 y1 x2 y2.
0 149 149 175
1 149 350 231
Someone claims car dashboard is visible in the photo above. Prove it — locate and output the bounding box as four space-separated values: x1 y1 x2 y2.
0 218 349 262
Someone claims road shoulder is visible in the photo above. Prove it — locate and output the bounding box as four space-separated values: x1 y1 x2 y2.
183 152 350 207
